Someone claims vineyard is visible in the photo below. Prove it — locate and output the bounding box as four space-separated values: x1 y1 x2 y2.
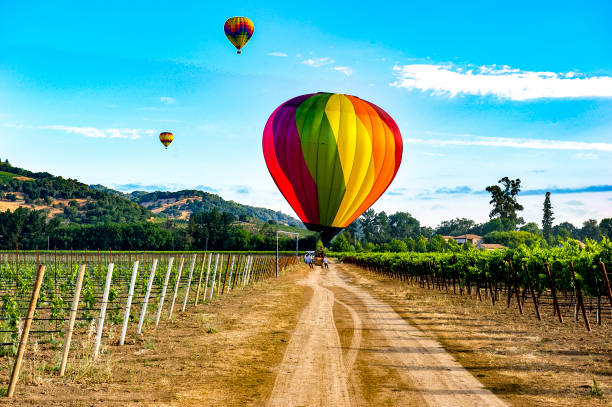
337 238 612 330
0 249 299 397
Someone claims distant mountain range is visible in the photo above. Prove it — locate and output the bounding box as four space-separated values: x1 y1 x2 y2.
0 160 302 227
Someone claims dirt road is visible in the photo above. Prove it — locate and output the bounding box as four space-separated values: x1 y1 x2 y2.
267 262 508 407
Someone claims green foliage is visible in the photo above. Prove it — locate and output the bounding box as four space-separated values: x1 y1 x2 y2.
483 231 541 249
331 234 352 252
333 237 612 298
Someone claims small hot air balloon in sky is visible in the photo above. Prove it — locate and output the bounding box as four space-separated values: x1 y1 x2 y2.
224 16 254 54
159 132 174 149
263 93 403 243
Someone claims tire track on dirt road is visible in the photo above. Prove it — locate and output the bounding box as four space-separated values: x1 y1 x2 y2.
328 263 508 407
266 270 353 407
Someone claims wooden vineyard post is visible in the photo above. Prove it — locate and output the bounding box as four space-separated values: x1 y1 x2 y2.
217 255 225 296
508 260 523 315
599 261 612 314
202 254 214 302
221 255 232 295
194 254 207 306
119 261 140 345
208 254 220 301
231 256 242 290
137 258 158 334
523 264 541 321
181 254 197 312
570 261 590 332
59 263 87 376
7 265 45 398
545 263 563 323
94 263 114 360
155 257 174 326
168 256 185 319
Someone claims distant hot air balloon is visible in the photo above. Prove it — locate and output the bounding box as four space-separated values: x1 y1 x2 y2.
224 16 254 54
263 93 403 243
159 132 174 149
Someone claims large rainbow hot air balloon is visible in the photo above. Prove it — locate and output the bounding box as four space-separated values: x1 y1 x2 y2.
263 93 403 243
159 132 174 149
224 17 254 54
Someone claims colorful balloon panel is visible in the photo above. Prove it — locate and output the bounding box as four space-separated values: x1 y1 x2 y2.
224 17 254 54
159 132 174 149
263 93 402 239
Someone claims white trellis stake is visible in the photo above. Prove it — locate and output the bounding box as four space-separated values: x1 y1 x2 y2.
137 258 158 334
168 256 185 319
208 254 220 301
155 257 174 326
202 253 213 302
194 254 207 306
93 263 114 360
119 261 139 345
181 254 197 312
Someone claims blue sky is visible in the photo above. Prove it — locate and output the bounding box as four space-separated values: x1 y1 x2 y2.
1 0 611 227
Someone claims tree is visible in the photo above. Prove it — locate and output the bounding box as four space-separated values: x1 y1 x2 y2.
600 218 612 240
428 234 447 252
485 177 524 229
389 238 408 252
435 218 475 236
360 209 377 242
414 236 427 252
331 233 352 252
388 212 420 239
580 219 601 241
553 221 577 239
542 192 554 241
519 222 540 236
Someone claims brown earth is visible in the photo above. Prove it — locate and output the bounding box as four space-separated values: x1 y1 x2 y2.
1 261 610 406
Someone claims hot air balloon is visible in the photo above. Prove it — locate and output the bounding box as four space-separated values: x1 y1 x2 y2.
224 16 254 54
159 132 174 149
263 93 403 243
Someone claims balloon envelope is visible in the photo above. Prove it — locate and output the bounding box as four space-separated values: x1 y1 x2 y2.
224 17 254 54
263 93 403 242
159 132 174 149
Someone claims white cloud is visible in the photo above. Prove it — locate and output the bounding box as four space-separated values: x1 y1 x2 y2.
302 57 334 68
159 97 176 104
333 66 353 76
40 125 154 139
267 52 288 57
391 63 612 100
404 134 612 152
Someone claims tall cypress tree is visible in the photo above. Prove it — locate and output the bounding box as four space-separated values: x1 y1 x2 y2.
542 192 554 241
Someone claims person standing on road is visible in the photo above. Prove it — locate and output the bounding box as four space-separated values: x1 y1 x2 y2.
323 257 328 269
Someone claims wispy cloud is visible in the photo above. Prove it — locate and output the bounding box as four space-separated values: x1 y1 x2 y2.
159 96 176 104
391 63 612 101
435 186 473 194
573 152 599 160
333 66 353 76
405 135 612 152
302 57 334 68
40 125 154 139
267 52 288 57
566 200 584 206
521 185 612 195
234 185 251 194
421 152 446 157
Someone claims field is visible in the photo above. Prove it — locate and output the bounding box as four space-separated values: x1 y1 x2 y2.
0 245 610 406
0 250 298 400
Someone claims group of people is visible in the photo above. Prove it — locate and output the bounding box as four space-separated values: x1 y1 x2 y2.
304 252 328 269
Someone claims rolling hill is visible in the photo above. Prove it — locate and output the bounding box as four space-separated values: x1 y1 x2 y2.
0 160 302 227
